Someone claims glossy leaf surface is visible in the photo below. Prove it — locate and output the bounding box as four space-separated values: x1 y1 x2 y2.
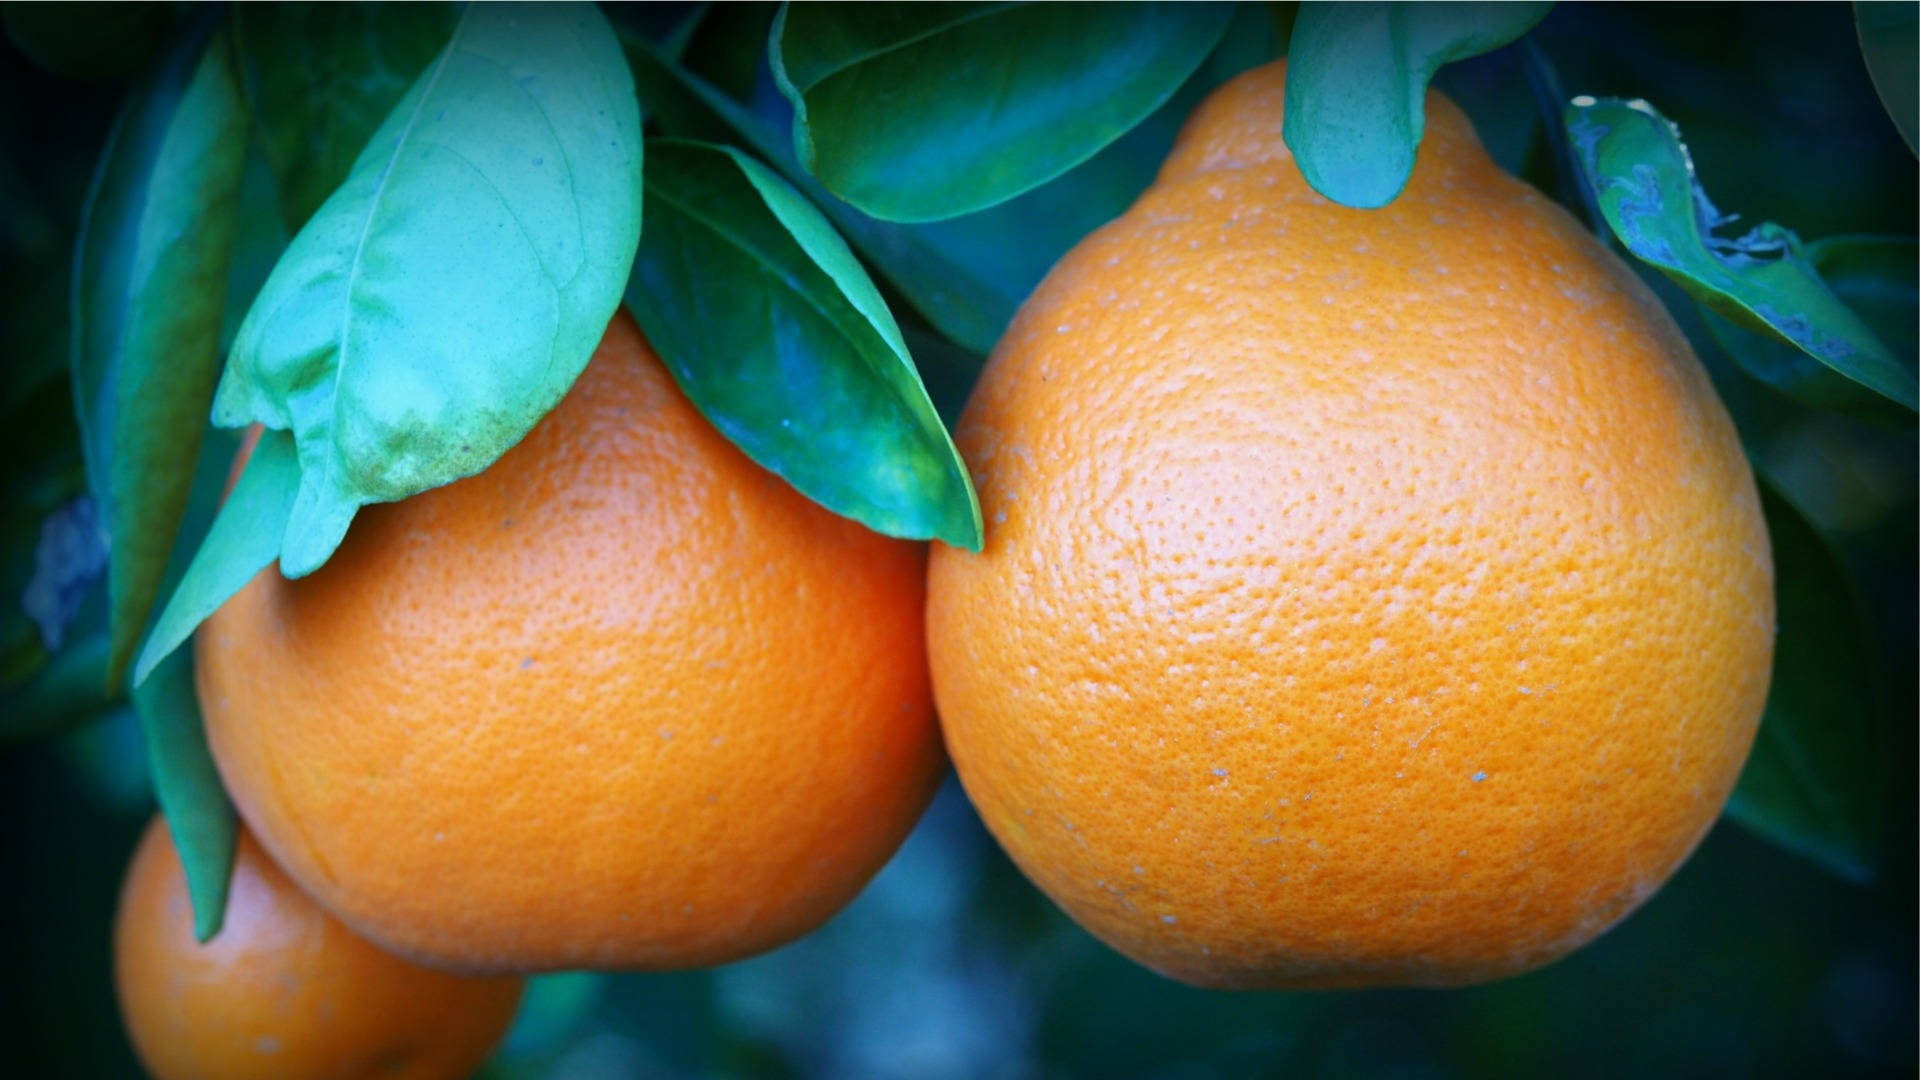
133 646 236 940
70 20 246 690
216 1 644 578
628 140 980 548
232 2 457 230
771 2 1231 222
1703 235 1918 421
1284 1 1553 208
132 429 297 687
1567 96 1916 412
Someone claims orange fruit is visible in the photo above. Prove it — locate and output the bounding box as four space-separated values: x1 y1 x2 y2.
196 308 943 972
926 60 1775 989
113 815 524 1080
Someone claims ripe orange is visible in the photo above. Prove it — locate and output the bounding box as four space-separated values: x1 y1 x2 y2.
926 61 1775 989
113 815 523 1080
196 308 943 972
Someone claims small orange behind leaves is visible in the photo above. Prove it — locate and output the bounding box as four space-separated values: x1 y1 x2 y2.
113 815 524 1080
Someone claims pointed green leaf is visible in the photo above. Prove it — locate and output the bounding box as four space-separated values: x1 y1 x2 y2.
1856 1 1918 154
628 139 980 549
216 1 644 579
624 20 1272 356
1726 483 1891 882
134 645 237 941
622 31 1012 354
71 19 247 693
232 2 458 231
132 428 298 688
1283 1 1553 208
1701 235 1918 422
770 1 1232 222
1566 97 1917 412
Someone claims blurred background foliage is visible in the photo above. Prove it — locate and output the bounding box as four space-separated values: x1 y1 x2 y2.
2 2 1913 1077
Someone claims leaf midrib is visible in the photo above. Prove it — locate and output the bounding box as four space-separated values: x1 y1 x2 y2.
323 8 471 497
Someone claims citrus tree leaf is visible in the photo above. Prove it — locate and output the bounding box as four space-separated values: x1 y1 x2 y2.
216 1 644 579
133 645 237 941
1702 235 1918 422
71 18 247 692
623 32 1011 355
231 2 457 231
1565 96 1917 412
1283 1 1554 208
132 428 298 687
770 1 1233 222
624 18 1274 357
1855 1 1918 154
627 139 981 549
1725 482 1891 883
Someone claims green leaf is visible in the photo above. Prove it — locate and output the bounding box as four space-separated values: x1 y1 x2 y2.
1566 97 1917 412
1702 236 1918 422
216 1 644 579
1283 1 1554 208
1856 1 1918 154
71 19 248 693
1 2 173 81
628 139 981 549
770 1 1233 222
1725 483 1891 882
232 2 458 231
133 645 237 941
132 429 298 688
623 31 1013 354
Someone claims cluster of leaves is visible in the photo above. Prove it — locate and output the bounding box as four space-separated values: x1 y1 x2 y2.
2 1 1913 957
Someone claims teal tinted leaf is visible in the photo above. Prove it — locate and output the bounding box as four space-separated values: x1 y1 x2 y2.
622 32 1013 354
1283 1 1553 208
132 429 298 688
232 2 457 231
1702 236 1918 421
216 1 643 579
628 140 980 548
1856 2 1918 154
1726 483 1890 882
71 19 247 692
134 645 237 941
1567 97 1917 412
2 2 172 81
771 2 1232 222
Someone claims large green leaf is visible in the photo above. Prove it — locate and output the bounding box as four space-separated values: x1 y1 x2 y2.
623 32 1012 354
1283 1 1554 208
628 140 980 548
626 17 1274 357
70 19 247 692
1566 96 1917 412
1855 2 1918 154
1725 483 1891 882
132 429 298 688
216 1 643 579
770 2 1232 222
231 2 457 231
133 645 237 941
1702 235 1918 422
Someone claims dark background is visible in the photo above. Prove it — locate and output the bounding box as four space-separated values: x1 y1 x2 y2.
3 3 1913 1077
